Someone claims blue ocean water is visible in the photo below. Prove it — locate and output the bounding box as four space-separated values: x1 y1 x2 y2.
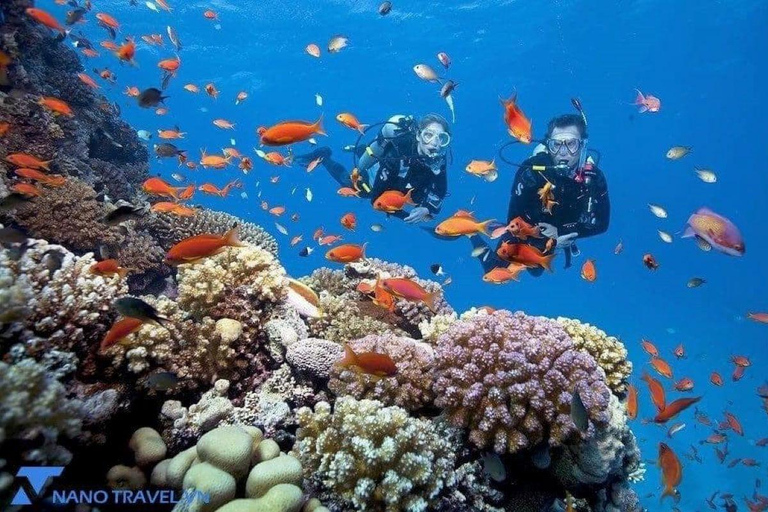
70 0 768 508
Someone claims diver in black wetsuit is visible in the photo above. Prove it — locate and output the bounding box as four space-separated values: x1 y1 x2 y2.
473 113 610 276
296 114 451 223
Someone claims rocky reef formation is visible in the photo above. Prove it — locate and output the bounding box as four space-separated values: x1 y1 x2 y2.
0 5 642 511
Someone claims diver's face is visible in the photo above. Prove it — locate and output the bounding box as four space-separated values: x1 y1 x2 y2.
548 126 582 168
417 122 447 159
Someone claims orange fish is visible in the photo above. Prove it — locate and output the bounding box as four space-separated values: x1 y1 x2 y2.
77 73 100 89
213 119 235 130
318 235 343 246
5 153 51 170
305 43 321 58
701 433 726 445
306 156 323 173
39 97 74 117
10 183 42 197
151 201 179 213
674 378 694 392
222 148 243 159
482 264 525 284
90 259 130 279
257 116 326 146
373 189 416 213
114 38 136 65
26 8 66 34
731 355 750 367
290 235 303 247
142 177 179 199
124 86 140 97
100 317 144 351
641 339 659 357
178 184 195 201
0 123 10 137
580 259 596 282
710 372 723 386
634 89 661 113
336 112 368 134
101 41 119 51
205 83 219 99
14 168 66 186
642 372 666 412
269 206 286 216
497 242 555 271
165 225 246 265
155 107 169 116
82 49 100 58
158 56 181 74
156 0 172 12
203 9 218 19
501 93 532 144
239 157 253 173
654 396 701 424
747 312 768 323
338 187 360 197
725 411 743 436
199 150 231 169
658 443 682 502
626 384 638 419
340 212 357 230
336 344 397 377
435 213 494 237
263 151 292 166
674 344 685 359
235 91 248 105
732 365 745 382
326 243 366 263
643 253 660 270
372 281 396 312
96 12 120 30
312 227 324 241
158 127 185 139
651 356 673 379
507 216 542 240
184 84 200 93
380 278 438 312
169 204 195 217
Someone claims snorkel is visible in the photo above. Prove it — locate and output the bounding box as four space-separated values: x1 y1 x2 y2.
571 97 590 183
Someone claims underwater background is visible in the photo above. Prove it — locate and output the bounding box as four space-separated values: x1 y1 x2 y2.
1 0 768 510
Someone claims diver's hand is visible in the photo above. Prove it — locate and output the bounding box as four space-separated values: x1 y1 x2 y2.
537 223 558 239
404 207 431 224
556 232 579 248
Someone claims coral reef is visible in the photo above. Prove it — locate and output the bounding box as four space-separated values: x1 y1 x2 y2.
432 310 612 454
556 317 632 396
294 396 456 511
285 338 344 381
328 333 436 412
308 292 404 343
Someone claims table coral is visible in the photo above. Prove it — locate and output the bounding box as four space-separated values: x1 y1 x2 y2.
432 310 611 454
328 333 436 412
293 396 456 511
555 317 633 396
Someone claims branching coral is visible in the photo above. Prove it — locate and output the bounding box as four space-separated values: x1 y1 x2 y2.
1 238 126 358
432 310 611 454
556 317 632 396
308 292 404 343
293 396 456 511
328 333 436 412
177 245 287 318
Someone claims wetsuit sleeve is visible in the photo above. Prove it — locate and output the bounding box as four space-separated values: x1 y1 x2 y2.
422 162 447 215
507 165 541 222
572 169 610 238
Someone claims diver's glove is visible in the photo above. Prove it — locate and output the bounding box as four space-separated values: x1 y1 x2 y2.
555 232 579 249
537 223 558 239
404 206 431 224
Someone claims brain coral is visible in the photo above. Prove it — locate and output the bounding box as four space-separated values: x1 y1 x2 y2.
432 310 611 454
556 317 632 395
328 333 436 412
293 396 456 511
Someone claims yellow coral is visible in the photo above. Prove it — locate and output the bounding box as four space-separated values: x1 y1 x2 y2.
556 317 632 395
177 245 287 316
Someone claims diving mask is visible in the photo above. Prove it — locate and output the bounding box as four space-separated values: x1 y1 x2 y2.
547 137 582 155
419 129 451 148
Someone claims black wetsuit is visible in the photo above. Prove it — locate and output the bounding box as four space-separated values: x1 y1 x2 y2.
474 152 610 274
296 120 448 218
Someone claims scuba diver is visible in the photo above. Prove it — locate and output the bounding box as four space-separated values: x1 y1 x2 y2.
296 113 451 223
473 106 610 276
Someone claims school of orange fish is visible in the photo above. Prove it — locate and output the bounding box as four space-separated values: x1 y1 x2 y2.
9 2 768 510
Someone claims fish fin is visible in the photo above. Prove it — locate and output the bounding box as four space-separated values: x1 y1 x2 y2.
542 253 556 273
313 114 326 136
681 226 695 238
339 344 357 367
361 242 368 259
634 89 645 104
357 124 369 134
224 224 247 248
637 105 648 113
423 291 438 313
117 267 131 279
404 188 416 206
696 206 715 215
478 219 495 236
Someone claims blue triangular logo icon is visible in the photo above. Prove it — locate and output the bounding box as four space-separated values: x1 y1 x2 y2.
11 488 32 506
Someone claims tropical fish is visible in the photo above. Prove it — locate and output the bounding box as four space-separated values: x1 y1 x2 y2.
164 225 246 265
687 277 705 288
648 204 668 218
465 159 498 182
257 117 325 146
682 207 745 256
142 177 179 199
501 93 532 143
497 242 555 271
100 317 144 351
328 35 348 53
114 297 168 326
642 372 666 412
326 243 366 263
286 278 322 318
90 259 130 279
626 384 638 419
658 230 673 243
507 217 542 240
373 189 415 213
340 212 357 230
654 397 702 423
482 264 525 284
435 214 493 237
378 1 392 15
694 167 717 183
666 146 692 160
710 372 723 386
651 356 673 379
413 64 441 83
336 113 368 133
643 253 659 270
137 87 167 108
39 97 74 116
380 278 438 312
305 43 320 58
581 259 596 282
26 7 66 34
634 89 661 113
336 344 397 377
658 443 682 502
437 51 451 68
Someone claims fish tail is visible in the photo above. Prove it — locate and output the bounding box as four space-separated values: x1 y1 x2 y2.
357 124 369 134
313 114 326 136
404 188 416 205
634 89 645 104
423 291 438 313
478 219 495 236
224 224 247 248
541 253 556 273
117 267 131 279
339 344 357 367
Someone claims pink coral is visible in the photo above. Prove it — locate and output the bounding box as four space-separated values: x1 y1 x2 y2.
432 310 611 454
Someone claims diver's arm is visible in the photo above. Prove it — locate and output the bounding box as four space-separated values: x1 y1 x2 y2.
358 114 409 178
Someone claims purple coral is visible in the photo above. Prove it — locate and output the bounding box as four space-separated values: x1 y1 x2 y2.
432 310 611 454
